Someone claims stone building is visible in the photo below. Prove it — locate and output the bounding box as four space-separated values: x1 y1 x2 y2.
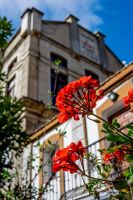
2 7 123 133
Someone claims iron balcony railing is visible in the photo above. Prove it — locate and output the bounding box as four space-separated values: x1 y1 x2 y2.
43 137 107 200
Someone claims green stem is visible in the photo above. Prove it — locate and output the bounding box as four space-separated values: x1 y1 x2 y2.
78 171 117 183
81 174 89 190
92 113 133 141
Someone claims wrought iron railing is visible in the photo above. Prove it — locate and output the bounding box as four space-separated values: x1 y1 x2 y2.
43 137 107 200
62 137 107 200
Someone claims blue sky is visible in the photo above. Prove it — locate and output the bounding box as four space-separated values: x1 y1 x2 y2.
0 0 132 64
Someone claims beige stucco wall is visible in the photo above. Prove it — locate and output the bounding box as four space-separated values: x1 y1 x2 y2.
79 27 100 64
35 36 108 103
42 23 70 48
3 35 31 98
106 47 123 72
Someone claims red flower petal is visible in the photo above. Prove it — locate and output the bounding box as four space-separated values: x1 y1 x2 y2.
123 87 133 108
74 114 80 121
52 141 86 173
56 76 104 123
58 113 70 123
123 96 130 107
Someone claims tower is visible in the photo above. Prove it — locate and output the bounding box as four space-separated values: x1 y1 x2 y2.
2 8 123 133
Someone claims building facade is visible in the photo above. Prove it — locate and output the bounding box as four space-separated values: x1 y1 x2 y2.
23 63 133 200
2 7 123 133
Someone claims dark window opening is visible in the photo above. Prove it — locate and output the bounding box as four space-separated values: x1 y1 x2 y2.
8 57 17 73
85 69 99 80
51 69 67 105
7 76 15 97
51 53 67 69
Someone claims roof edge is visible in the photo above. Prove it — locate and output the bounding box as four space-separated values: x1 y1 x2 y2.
105 44 123 66
21 7 43 18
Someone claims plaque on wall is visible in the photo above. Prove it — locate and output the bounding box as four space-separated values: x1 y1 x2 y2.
80 33 99 63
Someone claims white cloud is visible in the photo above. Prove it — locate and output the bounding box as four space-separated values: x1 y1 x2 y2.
0 0 103 30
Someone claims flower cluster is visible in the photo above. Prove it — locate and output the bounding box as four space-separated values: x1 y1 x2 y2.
123 88 133 108
103 146 128 164
56 76 104 123
52 141 86 173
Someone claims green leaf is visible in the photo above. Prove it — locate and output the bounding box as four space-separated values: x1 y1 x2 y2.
54 59 62 66
102 122 113 134
112 119 121 128
106 133 126 142
107 148 115 153
48 140 52 145
34 141 41 147
129 175 133 182
96 165 101 173
113 177 129 192
127 130 133 137
102 164 111 173
98 149 104 153
126 154 133 162
2 169 10 179
0 17 13 49
100 173 107 178
126 125 133 130
103 123 109 130
87 179 100 193
59 130 67 136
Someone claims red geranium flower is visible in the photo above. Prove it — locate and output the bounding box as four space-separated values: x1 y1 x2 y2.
56 76 104 123
52 161 78 173
58 112 70 123
113 150 125 161
68 141 87 156
123 88 133 107
103 153 114 163
52 141 86 173
103 148 125 164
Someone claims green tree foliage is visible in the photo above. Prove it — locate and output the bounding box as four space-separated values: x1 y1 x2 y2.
0 16 29 197
0 17 13 49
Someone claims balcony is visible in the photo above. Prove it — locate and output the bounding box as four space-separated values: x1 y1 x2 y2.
43 137 111 200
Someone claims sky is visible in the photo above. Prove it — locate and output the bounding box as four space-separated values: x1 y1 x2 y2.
0 0 133 64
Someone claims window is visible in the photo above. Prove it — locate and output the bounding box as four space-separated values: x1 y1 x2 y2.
108 107 133 131
51 53 67 69
43 146 57 183
51 69 67 105
7 76 15 97
50 53 68 105
108 107 132 173
85 69 99 80
8 57 17 73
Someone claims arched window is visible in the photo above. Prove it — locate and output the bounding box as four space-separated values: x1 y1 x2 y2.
85 69 99 80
